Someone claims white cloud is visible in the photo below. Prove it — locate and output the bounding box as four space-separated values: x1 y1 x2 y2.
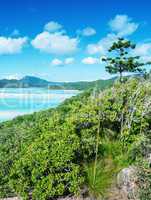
0 36 27 55
64 57 74 64
44 21 62 32
87 33 117 55
78 27 96 36
31 31 79 55
87 43 104 55
133 43 151 56
11 29 20 36
109 15 139 37
5 73 21 80
86 15 138 56
141 56 151 62
82 57 100 65
51 57 75 66
51 58 63 66
132 43 151 62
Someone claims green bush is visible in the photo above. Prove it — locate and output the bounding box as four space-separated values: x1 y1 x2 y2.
138 161 151 200
0 78 151 199
10 129 84 199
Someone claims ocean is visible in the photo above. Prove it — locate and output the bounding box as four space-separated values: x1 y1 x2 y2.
0 88 79 122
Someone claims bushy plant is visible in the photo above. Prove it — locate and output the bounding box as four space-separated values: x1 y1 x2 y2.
84 158 118 199
10 129 84 200
138 161 151 200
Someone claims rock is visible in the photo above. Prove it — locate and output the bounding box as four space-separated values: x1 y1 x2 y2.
107 166 140 200
107 187 129 200
116 166 139 200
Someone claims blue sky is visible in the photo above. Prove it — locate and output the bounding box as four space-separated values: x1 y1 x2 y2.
0 0 151 81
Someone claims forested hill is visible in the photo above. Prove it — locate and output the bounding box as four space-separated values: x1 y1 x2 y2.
48 78 115 90
0 77 151 199
0 75 115 90
0 76 58 88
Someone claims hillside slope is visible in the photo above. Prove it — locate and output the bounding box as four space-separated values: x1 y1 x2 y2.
0 78 151 199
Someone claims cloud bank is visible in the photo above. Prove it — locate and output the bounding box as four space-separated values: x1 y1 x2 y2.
51 57 75 66
31 31 79 55
44 21 63 32
109 14 139 37
82 57 100 64
0 36 27 55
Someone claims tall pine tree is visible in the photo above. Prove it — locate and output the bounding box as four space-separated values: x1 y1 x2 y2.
102 38 146 82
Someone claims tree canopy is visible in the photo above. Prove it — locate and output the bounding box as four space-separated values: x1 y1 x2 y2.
102 38 146 82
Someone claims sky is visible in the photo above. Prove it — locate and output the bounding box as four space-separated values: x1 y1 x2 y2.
0 0 151 82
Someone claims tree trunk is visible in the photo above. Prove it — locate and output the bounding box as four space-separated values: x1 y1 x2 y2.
119 71 122 83
93 111 101 185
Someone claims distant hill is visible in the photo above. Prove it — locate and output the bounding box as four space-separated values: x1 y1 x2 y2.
0 75 115 90
49 78 115 90
0 76 57 88
0 76 62 88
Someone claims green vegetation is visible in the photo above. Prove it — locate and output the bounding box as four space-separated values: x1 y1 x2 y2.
102 38 146 82
0 76 151 199
48 78 115 90
138 160 151 200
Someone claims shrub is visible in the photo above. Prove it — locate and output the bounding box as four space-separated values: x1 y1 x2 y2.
10 129 84 200
138 161 151 200
84 158 117 199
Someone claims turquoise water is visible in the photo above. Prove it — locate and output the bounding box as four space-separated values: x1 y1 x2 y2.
0 88 79 122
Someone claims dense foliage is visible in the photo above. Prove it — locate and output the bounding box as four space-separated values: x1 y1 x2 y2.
102 38 146 82
0 77 151 199
48 78 115 90
138 161 151 200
